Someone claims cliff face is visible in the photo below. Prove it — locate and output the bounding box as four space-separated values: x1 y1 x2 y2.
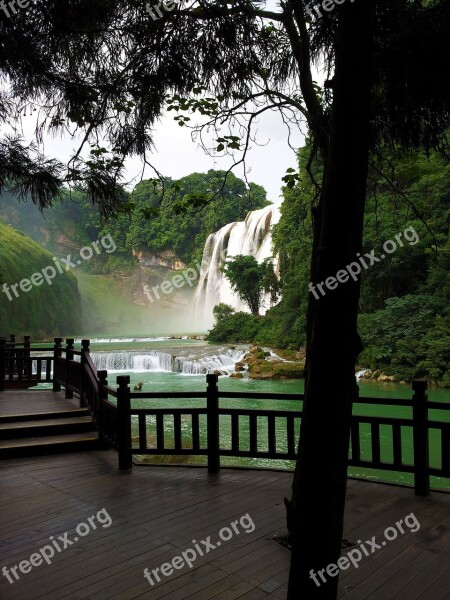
132 249 186 271
111 262 197 308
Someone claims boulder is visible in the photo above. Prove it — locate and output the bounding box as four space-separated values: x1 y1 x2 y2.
378 373 395 382
248 360 305 380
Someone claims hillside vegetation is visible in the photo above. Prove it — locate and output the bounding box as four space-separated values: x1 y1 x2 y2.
209 143 450 386
0 170 268 336
0 170 268 269
0 224 82 337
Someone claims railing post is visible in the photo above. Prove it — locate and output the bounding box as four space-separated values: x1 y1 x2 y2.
80 339 90 407
413 379 430 496
97 370 108 439
206 373 220 474
9 334 17 376
23 335 31 377
53 338 63 391
0 337 6 392
65 339 74 399
98 370 108 399
117 375 132 470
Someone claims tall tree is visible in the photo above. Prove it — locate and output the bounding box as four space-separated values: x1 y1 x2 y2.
224 255 279 314
1 2 449 598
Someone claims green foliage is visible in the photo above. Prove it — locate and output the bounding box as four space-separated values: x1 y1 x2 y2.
207 306 261 343
126 170 268 266
359 297 450 385
212 303 235 323
0 224 81 337
211 141 450 385
417 316 450 387
223 255 278 315
208 303 300 348
0 187 115 266
0 170 268 270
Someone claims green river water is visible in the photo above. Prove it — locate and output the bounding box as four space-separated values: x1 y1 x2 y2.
39 336 450 491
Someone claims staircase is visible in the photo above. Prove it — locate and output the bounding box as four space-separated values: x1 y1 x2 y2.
0 407 101 458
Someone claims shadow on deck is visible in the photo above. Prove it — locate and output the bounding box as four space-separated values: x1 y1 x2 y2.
0 450 449 600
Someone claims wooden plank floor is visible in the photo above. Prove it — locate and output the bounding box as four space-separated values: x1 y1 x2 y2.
0 390 80 416
0 451 449 600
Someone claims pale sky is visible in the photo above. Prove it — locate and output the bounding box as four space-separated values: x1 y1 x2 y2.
10 99 305 203
126 109 305 202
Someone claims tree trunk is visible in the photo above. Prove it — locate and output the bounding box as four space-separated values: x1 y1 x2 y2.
287 3 376 599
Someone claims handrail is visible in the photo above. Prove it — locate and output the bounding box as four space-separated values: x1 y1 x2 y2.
217 391 303 401
128 391 207 399
103 386 118 397
84 350 99 383
2 336 449 495
427 400 450 410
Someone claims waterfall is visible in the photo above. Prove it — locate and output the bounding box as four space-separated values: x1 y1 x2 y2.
90 349 245 375
91 351 174 372
28 349 245 378
194 202 282 328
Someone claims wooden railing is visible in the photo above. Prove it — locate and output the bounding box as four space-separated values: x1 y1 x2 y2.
0 335 55 389
54 338 118 448
1 336 449 495
107 373 449 496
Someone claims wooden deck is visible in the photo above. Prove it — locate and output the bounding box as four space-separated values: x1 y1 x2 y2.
0 449 449 600
0 389 80 417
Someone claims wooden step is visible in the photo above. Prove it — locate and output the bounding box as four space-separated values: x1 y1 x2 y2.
0 416 96 439
0 408 90 423
0 432 102 459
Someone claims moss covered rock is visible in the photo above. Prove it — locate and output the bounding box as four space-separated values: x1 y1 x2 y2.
0 224 82 337
248 360 305 380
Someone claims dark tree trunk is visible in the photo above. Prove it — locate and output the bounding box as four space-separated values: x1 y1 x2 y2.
287 3 376 599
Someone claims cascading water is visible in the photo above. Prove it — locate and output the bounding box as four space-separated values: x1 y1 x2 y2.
194 202 282 328
28 348 245 377
91 351 174 372
90 348 245 375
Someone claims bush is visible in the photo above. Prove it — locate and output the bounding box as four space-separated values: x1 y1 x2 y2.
358 295 450 385
207 307 261 343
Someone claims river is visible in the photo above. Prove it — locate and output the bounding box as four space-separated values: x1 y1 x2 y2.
47 336 450 490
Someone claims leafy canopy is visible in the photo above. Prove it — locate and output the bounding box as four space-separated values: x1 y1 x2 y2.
1 1 449 214
223 254 279 315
